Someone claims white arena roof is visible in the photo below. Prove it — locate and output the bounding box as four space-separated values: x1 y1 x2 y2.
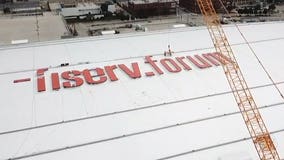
0 22 284 160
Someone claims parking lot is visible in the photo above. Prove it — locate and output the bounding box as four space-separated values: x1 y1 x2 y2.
0 12 67 45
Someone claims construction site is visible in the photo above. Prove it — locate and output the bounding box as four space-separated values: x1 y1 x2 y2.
0 0 284 42
0 0 284 160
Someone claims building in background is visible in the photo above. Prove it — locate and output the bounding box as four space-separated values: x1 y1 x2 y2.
48 0 76 8
12 0 39 3
121 0 178 18
0 0 12 4
0 0 42 15
61 2 103 21
180 0 234 13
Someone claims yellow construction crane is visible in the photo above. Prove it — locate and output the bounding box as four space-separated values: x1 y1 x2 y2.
195 0 281 159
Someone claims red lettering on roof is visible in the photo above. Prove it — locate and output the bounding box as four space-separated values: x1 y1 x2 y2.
145 56 164 75
175 57 192 70
105 65 119 81
118 63 141 79
187 55 212 69
160 58 182 73
62 70 84 88
13 78 31 83
82 68 107 84
15 52 232 92
51 73 60 90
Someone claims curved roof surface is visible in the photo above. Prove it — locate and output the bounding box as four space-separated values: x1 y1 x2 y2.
0 22 284 160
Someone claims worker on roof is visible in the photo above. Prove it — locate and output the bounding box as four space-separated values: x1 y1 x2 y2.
164 45 173 56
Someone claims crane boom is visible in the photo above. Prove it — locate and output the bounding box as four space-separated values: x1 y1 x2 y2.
195 0 280 159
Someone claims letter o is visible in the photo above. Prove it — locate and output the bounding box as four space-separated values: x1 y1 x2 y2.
160 58 182 73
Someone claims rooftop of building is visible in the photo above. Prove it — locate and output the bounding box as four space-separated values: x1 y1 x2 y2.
0 21 284 160
0 12 68 45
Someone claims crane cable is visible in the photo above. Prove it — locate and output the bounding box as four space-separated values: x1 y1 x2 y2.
217 0 284 100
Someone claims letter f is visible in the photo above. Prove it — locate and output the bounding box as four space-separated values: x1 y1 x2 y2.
37 68 48 92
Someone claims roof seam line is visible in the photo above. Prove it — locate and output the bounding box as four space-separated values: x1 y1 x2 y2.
1 81 284 136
